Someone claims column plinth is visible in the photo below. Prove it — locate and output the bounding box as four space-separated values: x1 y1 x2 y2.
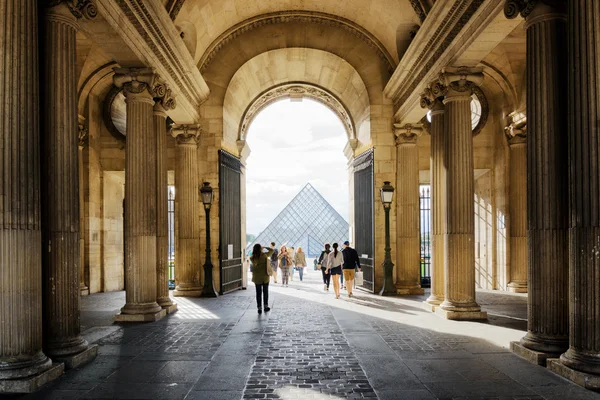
171 125 202 297
0 0 62 391
154 101 177 313
556 0 600 380
394 125 424 295
40 2 94 364
505 126 527 293
420 95 446 310
435 69 487 321
505 1 569 357
113 68 165 322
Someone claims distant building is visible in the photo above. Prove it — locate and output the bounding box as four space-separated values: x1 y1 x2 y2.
247 183 348 257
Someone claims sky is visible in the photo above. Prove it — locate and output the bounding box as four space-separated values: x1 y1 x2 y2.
245 99 349 235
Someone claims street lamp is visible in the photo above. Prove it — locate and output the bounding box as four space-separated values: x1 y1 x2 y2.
200 182 218 297
379 181 396 296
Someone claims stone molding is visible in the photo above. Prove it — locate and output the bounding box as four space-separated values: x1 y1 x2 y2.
505 124 527 145
46 0 97 20
94 0 209 123
171 124 200 146
78 123 88 148
165 0 185 20
239 82 356 141
504 0 566 19
198 10 396 75
410 0 428 23
394 124 423 145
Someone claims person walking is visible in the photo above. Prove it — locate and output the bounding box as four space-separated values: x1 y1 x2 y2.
325 243 344 299
288 246 296 281
250 243 273 314
293 247 307 281
269 242 278 284
278 245 292 287
318 243 331 291
342 240 361 298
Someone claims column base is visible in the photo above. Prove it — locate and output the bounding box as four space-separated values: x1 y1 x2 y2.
80 287 90 296
114 308 166 322
548 358 600 390
0 363 64 394
422 300 440 312
173 290 202 297
510 341 560 367
54 344 98 370
507 282 527 293
162 303 178 314
435 307 488 321
396 284 425 295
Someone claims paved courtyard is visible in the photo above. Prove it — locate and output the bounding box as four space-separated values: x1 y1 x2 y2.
7 269 600 400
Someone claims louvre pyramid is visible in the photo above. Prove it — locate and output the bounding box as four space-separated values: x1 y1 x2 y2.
248 183 349 257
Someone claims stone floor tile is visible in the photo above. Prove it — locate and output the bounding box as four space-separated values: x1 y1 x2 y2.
423 380 537 398
480 353 572 388
79 382 192 399
152 361 209 383
375 389 436 400
21 389 88 400
356 354 424 391
106 361 168 383
530 384 600 399
184 390 243 400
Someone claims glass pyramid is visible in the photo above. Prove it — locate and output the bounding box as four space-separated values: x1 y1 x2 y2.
247 183 349 257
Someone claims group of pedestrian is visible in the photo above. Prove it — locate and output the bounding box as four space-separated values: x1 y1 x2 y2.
318 241 361 299
268 243 307 286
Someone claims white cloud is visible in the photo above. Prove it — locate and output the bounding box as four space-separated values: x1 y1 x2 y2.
246 99 350 234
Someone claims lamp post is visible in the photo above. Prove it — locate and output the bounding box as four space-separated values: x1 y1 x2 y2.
379 181 396 296
200 182 218 297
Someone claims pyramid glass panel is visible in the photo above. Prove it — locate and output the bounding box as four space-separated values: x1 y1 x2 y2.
247 183 349 257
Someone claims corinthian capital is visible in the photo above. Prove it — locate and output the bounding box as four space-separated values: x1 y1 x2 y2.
504 0 565 19
394 124 423 145
439 67 484 95
505 124 527 145
420 80 448 109
171 124 201 146
113 67 158 97
46 0 97 20
151 80 177 110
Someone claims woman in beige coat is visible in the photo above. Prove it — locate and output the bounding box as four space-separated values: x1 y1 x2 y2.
293 247 307 281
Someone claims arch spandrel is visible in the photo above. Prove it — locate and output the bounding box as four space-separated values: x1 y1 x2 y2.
175 1 418 64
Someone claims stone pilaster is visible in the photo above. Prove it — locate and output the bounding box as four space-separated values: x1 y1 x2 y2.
154 94 177 313
113 68 165 322
394 124 424 295
78 120 90 296
171 125 202 297
435 68 487 321
505 124 528 293
555 0 600 380
421 93 446 310
505 0 569 358
39 2 98 365
0 0 64 392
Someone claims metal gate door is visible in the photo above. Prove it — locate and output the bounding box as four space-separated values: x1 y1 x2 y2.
219 150 243 294
354 149 375 292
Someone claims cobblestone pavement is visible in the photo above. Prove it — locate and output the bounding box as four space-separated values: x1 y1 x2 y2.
5 269 600 400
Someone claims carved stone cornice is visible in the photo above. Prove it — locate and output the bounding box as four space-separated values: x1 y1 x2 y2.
46 0 97 20
410 0 428 24
240 82 355 141
504 0 566 19
78 122 88 148
165 0 185 20
394 124 423 145
171 124 200 146
505 124 527 145
198 11 396 75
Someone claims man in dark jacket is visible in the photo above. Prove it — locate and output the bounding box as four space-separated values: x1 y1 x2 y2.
342 241 361 297
270 242 279 283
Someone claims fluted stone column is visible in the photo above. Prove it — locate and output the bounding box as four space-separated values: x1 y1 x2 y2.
505 1 569 361
39 2 98 366
435 68 487 321
394 124 424 295
113 68 165 322
154 100 177 313
171 125 202 297
421 94 446 310
505 125 528 293
0 0 64 392
550 0 600 384
78 121 90 296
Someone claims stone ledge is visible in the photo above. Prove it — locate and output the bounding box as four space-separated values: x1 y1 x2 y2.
397 287 425 295
114 308 166 322
435 308 488 321
162 303 178 314
422 301 439 312
54 344 98 370
510 341 560 367
0 363 64 394
173 290 202 297
547 358 600 390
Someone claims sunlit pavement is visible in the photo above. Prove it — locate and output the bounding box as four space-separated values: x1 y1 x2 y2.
13 269 600 400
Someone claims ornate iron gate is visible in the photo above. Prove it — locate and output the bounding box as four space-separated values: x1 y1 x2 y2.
354 149 375 292
419 185 431 288
219 150 243 294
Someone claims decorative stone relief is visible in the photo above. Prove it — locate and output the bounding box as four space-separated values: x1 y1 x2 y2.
239 83 355 141
504 0 565 19
505 123 527 145
78 123 88 148
171 124 200 146
394 124 423 145
46 0 97 20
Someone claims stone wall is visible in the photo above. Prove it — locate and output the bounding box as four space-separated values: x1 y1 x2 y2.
102 171 125 292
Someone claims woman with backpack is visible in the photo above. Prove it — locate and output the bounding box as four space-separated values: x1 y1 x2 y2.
250 243 273 314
